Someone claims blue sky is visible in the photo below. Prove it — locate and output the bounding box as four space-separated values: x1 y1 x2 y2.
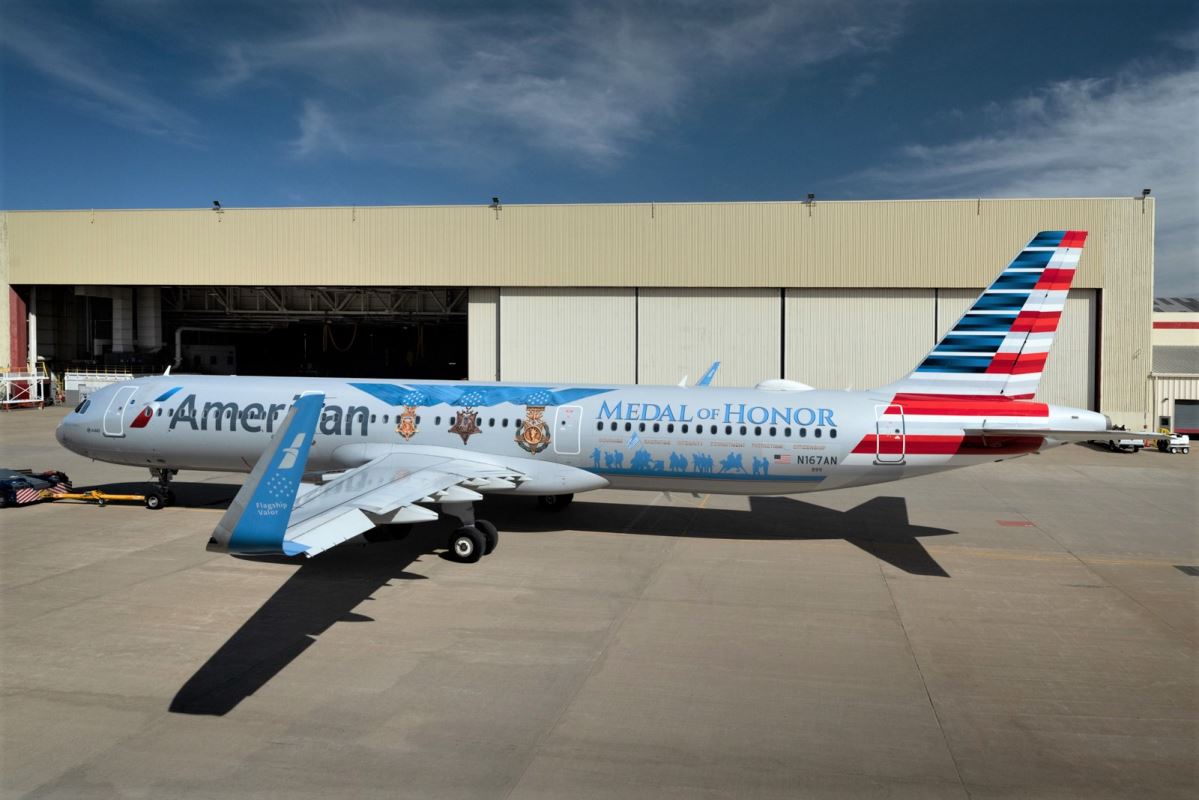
1 1 1196 293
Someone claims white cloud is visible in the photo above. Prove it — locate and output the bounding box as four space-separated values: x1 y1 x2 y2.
205 1 908 166
0 7 199 144
852 66 1199 295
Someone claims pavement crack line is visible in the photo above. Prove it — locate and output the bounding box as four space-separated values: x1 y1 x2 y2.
878 563 973 800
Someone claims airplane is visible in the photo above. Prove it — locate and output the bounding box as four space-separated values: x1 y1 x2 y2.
55 230 1162 563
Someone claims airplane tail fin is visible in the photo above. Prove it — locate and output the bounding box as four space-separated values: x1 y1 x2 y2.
881 230 1086 398
208 392 324 555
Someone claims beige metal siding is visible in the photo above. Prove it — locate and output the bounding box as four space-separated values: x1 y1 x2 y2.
6 199 1145 290
784 290 937 390
4 198 1152 422
637 289 780 387
499 288 635 384
467 288 498 381
1151 376 1199 430
1 213 10 370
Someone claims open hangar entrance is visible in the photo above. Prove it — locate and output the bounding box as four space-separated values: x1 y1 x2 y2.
164 286 467 378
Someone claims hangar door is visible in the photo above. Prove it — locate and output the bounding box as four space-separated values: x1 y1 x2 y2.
784 290 937 391
638 289 781 387
497 288 636 384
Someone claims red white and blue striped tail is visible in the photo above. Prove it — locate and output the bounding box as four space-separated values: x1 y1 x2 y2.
882 230 1087 398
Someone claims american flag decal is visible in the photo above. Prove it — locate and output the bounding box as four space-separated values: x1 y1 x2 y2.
773 454 791 463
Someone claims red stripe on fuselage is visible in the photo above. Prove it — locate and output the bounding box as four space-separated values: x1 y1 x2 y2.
853 434 1044 456
887 393 1049 418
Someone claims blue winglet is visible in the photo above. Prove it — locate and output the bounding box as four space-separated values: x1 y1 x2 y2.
696 361 721 387
211 392 324 556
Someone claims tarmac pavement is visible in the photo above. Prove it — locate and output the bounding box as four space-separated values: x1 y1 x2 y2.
1 405 1196 799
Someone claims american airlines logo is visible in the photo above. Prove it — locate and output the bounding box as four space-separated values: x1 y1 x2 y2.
278 434 306 469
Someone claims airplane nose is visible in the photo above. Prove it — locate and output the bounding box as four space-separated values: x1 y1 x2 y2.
55 419 69 447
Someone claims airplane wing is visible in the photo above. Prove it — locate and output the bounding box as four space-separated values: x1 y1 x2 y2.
963 428 1170 442
279 452 523 558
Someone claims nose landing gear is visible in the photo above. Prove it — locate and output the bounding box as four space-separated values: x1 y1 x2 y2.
146 468 178 509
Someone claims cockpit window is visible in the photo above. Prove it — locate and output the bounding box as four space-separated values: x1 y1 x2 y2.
74 399 91 414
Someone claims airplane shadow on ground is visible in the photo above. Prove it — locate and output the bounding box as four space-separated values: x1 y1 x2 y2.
169 538 431 716
481 494 956 579
168 491 953 717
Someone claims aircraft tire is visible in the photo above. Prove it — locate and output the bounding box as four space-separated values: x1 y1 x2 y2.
448 526 485 563
144 492 166 510
538 493 574 511
476 519 498 555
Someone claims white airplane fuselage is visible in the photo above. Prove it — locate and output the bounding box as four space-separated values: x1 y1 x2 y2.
57 374 1106 496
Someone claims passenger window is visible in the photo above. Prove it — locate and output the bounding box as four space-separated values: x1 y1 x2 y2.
503 418 509 428
739 425 747 436
830 429 837 438
624 422 631 432
488 418 495 427
754 426 761 436
784 427 791 437
596 421 602 430
652 423 660 433
769 426 776 436
435 416 441 425
815 428 822 438
667 423 674 433
639 423 646 432
383 415 389 423
156 408 162 416
800 428 807 438
681 424 688 434
725 425 732 435
611 422 617 431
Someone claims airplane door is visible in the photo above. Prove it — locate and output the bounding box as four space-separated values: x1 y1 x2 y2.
553 405 583 455
874 404 905 464
103 386 139 437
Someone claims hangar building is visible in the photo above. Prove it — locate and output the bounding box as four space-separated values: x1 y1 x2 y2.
1 197 1155 427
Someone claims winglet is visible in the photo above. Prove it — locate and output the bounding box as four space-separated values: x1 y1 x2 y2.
208 392 324 556
697 361 720 387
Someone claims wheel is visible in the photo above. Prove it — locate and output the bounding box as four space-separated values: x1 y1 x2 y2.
475 519 499 555
144 492 166 510
448 526 484 563
1184 448 1190 454
538 493 574 511
1170 447 1178 454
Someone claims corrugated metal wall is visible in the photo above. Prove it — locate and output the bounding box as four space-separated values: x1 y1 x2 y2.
5 199 1145 290
637 289 779 387
785 290 936 390
498 288 635 384
2 199 1152 422
1151 377 1199 430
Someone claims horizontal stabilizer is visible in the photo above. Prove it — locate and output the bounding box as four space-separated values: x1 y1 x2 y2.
964 428 1169 442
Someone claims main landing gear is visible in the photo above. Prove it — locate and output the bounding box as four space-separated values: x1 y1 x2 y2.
442 502 499 564
145 468 178 510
